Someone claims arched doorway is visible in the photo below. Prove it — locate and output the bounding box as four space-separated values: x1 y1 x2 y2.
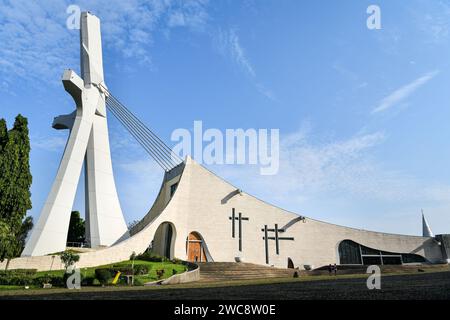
287 257 294 269
152 222 176 259
186 232 207 262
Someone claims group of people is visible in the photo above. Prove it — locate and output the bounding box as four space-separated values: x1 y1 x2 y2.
328 263 338 276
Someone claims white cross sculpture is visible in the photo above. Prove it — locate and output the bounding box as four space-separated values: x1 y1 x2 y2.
22 12 128 256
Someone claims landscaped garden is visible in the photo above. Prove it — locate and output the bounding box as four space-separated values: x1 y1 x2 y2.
0 251 189 290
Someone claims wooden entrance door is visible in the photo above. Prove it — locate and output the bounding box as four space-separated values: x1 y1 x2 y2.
187 232 206 262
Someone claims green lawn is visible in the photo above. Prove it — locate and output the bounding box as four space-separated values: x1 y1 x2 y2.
37 260 186 279
0 285 32 290
0 260 188 290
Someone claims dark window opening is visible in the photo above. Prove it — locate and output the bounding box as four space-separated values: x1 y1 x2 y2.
164 224 173 259
338 240 427 265
402 253 426 263
362 256 382 265
170 183 178 197
382 256 402 265
338 239 362 264
360 246 380 255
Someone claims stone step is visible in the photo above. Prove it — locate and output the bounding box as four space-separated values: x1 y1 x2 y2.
197 262 297 282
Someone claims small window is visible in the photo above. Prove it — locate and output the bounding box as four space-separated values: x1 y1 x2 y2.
382 256 402 265
360 245 380 255
170 183 178 197
362 256 382 265
401 253 426 263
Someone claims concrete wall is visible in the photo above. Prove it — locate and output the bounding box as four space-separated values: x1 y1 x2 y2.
1 157 445 271
160 263 200 285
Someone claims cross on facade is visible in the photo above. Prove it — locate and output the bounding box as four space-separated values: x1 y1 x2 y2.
229 208 249 251
262 224 295 264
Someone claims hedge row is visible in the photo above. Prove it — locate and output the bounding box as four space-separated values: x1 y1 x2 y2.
0 269 37 277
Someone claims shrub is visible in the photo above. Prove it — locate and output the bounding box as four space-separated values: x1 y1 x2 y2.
0 269 37 276
110 264 149 276
112 266 134 276
81 276 95 286
134 264 149 275
0 269 38 286
172 269 178 276
33 274 65 287
156 269 165 280
0 273 34 286
171 258 183 265
136 252 164 262
60 251 80 270
95 268 113 285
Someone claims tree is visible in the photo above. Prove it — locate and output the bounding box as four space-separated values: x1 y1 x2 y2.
18 216 33 253
0 115 32 223
0 115 33 269
67 211 85 244
0 119 7 151
9 115 32 222
0 222 15 266
0 217 33 270
60 251 80 270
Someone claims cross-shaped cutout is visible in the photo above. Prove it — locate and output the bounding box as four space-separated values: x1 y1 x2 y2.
262 224 295 264
229 208 249 251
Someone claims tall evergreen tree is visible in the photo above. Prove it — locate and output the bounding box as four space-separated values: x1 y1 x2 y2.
10 115 32 223
0 119 7 151
0 119 20 223
0 115 33 269
0 119 7 224
0 119 10 265
67 211 85 244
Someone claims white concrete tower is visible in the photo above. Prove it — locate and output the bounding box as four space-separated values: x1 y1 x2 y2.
22 12 128 256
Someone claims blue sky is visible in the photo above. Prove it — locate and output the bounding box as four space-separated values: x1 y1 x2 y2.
1 0 449 235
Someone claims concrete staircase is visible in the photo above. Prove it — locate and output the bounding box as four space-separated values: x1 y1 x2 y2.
198 262 297 282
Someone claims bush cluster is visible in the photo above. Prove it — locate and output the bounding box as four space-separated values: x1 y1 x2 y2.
171 258 184 265
0 269 37 276
110 264 150 276
0 258 180 287
0 269 37 286
156 269 165 279
94 268 114 285
135 252 168 262
0 271 68 287
33 274 65 287
0 273 34 286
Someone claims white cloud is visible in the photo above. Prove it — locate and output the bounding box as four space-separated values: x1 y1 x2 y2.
0 0 209 90
211 124 450 212
214 28 276 100
371 70 439 114
31 135 67 152
411 1 450 43
215 28 255 77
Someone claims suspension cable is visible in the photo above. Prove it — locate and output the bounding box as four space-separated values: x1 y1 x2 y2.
108 94 182 162
97 86 183 171
107 102 172 171
106 98 179 168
